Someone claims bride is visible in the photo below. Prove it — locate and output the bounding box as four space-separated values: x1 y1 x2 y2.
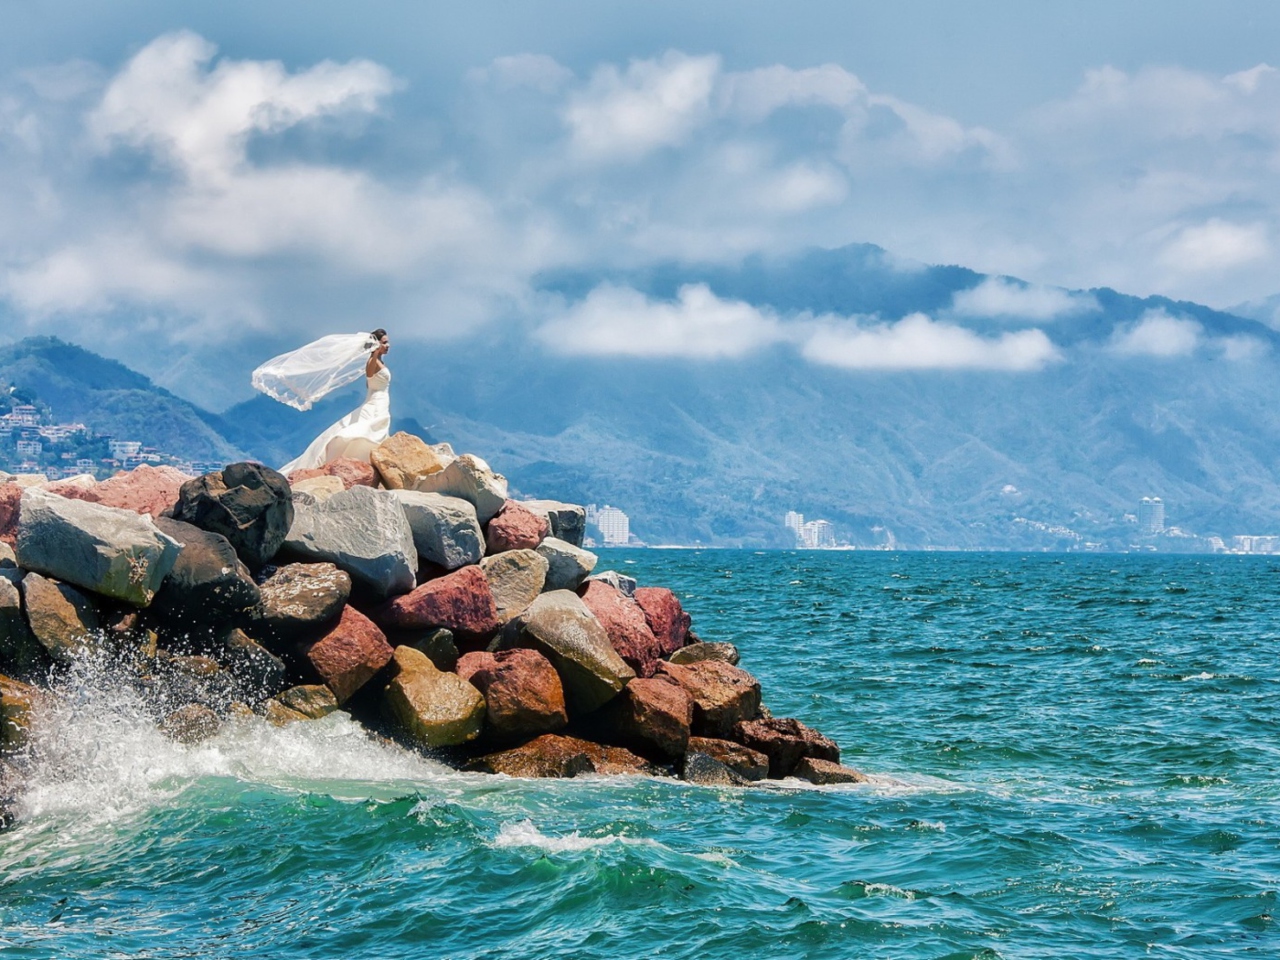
252 329 392 476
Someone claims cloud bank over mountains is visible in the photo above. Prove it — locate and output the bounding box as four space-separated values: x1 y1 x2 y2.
3 30 1280 373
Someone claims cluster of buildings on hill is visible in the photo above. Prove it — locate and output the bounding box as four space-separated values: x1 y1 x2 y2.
0 398 219 480
584 503 638 547
784 511 840 549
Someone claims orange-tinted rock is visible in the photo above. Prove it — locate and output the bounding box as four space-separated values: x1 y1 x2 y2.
287 468 327 484
467 734 655 778
732 717 840 779
686 736 770 781
457 648 567 740
654 660 761 739
598 676 692 758
304 605 394 703
633 587 691 658
375 565 499 645
0 484 21 545
383 646 485 747
793 756 868 785
88 465 191 517
580 580 664 678
324 458 378 490
485 500 550 554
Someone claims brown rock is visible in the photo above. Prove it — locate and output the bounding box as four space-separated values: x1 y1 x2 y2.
732 717 840 779
382 645 485 747
580 580 664 678
467 733 655 778
323 458 378 490
485 500 550 554
654 660 761 739
480 549 547 624
250 562 351 643
0 483 19 545
20 572 103 663
597 676 692 758
669 641 739 666
222 628 288 697
633 587 691 658
304 605 394 704
290 475 346 502
793 756 868 785
457 648 567 740
0 673 42 751
260 698 310 726
375 565 499 646
275 684 340 719
371 432 448 489
686 736 769 781
151 517 260 631
160 703 221 744
0 572 45 678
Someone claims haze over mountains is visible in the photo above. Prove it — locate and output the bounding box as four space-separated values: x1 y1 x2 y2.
8 243 1280 549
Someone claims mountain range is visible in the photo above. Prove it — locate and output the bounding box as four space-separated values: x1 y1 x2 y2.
7 242 1280 549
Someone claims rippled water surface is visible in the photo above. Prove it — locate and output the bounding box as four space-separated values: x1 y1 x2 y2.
3 551 1279 958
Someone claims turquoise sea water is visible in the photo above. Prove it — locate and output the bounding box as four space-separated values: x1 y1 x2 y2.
3 551 1279 958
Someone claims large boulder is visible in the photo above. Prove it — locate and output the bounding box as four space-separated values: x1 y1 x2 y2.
686 736 770 781
521 500 586 548
411 454 508 524
303 605 394 704
247 562 351 643
732 717 841 779
173 462 294 569
480 549 547 624
222 628 289 698
282 485 416 600
597 676 693 759
0 573 45 677
382 645 485 748
371 432 449 489
388 490 484 570
580 580 664 678
466 734 654 778
20 572 103 663
150 518 260 632
456 648 567 741
16 489 180 606
536 538 597 592
485 500 549 554
48 465 191 518
0 483 21 545
500 590 634 714
654 660 761 739
633 587 692 658
0 674 42 751
375 565 499 646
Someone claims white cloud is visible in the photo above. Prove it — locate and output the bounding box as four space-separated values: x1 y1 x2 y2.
951 277 1098 321
802 312 1061 371
1158 219 1269 273
536 283 788 358
1109 310 1202 357
1218 334 1268 361
563 52 719 161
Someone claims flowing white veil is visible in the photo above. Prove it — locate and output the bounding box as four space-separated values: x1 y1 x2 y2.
251 333 378 411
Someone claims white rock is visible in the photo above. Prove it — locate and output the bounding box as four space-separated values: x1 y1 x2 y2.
537 537 598 591
410 454 508 524
388 490 484 570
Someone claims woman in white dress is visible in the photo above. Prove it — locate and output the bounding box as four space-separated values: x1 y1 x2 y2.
276 329 391 475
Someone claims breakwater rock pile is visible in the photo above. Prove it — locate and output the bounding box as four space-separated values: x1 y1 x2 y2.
0 436 863 816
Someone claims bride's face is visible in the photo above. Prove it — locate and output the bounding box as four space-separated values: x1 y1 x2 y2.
379 336 390 354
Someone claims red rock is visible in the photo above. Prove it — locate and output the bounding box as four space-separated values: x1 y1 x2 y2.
654 660 761 738
485 499 550 554
687 736 770 781
0 483 22 545
304 605 394 703
732 717 841 779
94 465 191 517
375 565 499 645
287 468 327 484
633 587 691 658
457 648 567 740
467 733 655 778
580 580 664 677
598 676 693 758
324 458 378 490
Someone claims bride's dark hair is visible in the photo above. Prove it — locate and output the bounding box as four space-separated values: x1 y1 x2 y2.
370 328 388 341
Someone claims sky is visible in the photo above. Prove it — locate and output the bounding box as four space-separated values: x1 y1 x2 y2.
3 0 1280 385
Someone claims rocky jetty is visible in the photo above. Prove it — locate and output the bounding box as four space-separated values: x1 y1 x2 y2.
0 431 864 802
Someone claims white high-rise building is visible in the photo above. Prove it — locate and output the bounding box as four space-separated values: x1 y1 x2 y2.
588 504 631 546
799 519 836 548
785 511 804 545
1138 497 1165 536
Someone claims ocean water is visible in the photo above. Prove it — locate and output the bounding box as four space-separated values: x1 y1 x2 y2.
2 551 1279 959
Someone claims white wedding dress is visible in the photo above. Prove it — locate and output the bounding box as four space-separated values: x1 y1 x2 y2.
279 365 391 475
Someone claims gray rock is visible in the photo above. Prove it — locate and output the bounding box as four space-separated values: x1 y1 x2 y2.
669 641 740 666
682 752 752 787
536 537 597 592
404 627 459 672
522 500 587 548
501 590 635 714
282 486 416 600
481 549 548 624
222 628 289 698
588 570 637 597
150 518 260 633
410 454 508 523
15 488 181 606
172 462 294 569
388 490 484 570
